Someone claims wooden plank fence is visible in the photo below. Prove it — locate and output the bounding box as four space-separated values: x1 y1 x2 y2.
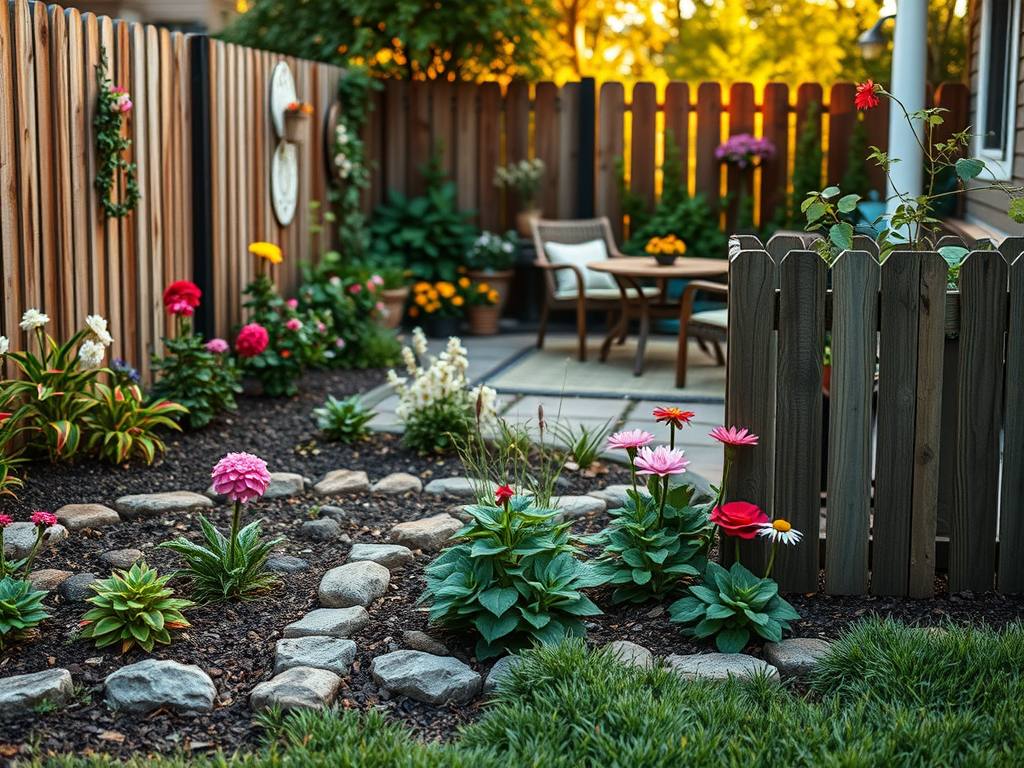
0 0 343 381
727 234 1024 596
364 79 968 243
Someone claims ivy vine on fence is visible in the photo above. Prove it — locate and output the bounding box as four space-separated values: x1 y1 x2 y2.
94 49 140 219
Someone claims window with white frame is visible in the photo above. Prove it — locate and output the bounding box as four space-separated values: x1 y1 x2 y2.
976 0 1021 177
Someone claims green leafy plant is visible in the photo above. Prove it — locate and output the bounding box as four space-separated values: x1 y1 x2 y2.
78 562 193 653
422 493 602 659
313 394 375 443
94 49 140 219
369 152 478 282
0 575 49 649
465 230 518 272
84 383 186 465
551 417 614 470
669 561 800 653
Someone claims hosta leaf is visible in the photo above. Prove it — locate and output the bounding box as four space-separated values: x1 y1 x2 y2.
955 157 984 181
715 627 750 654
477 587 518 617
476 612 519 644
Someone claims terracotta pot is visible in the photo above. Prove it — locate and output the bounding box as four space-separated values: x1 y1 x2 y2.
822 363 831 398
467 304 501 335
515 208 541 238
284 111 309 144
467 269 515 317
376 286 409 330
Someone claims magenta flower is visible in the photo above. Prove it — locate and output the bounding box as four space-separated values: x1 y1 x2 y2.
211 452 271 504
709 426 759 446
316 321 327 333
349 284 362 294
286 298 299 308
31 511 58 527
634 446 690 477
235 323 269 358
205 338 229 354
286 318 303 331
0 514 11 528
606 429 654 451
336 338 346 348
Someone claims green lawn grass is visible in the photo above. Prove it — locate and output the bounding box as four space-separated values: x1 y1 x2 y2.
23 618 1024 768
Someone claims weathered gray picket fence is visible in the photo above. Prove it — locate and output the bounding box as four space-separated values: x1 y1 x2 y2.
725 233 1024 597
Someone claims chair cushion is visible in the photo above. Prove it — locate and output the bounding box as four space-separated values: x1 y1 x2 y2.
690 308 729 329
554 286 662 301
544 239 618 295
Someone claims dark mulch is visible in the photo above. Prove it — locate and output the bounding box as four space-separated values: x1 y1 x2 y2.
1 366 1023 760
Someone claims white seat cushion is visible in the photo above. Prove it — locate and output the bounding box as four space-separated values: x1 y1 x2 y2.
690 308 728 329
554 286 662 301
544 239 619 295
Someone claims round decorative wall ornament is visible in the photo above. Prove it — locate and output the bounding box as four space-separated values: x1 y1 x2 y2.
269 62 297 139
271 141 298 226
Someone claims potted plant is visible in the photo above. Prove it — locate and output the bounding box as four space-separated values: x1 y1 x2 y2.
284 102 314 144
645 234 688 266
464 230 518 316
407 280 466 338
462 277 502 335
376 265 411 331
495 158 545 237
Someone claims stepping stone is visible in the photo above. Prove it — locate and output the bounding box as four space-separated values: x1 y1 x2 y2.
604 640 654 668
348 543 413 572
114 491 213 520
389 513 463 552
274 637 357 676
317 505 348 523
0 669 74 715
588 485 633 509
483 655 521 695
2 522 69 559
301 518 340 541
250 666 342 712
423 477 488 498
28 568 72 592
665 653 780 684
372 473 423 494
319 561 390 608
267 556 310 573
402 630 448 657
763 638 831 678
313 470 370 496
100 549 143 569
104 659 216 714
371 650 481 705
283 607 369 639
58 573 98 602
552 495 607 521
55 504 121 531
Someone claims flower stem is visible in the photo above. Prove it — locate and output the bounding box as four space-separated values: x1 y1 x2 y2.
734 536 740 566
22 527 45 580
764 543 778 580
229 500 242 566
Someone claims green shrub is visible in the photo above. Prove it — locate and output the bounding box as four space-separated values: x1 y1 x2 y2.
313 394 375 443
550 417 613 470
422 495 602 659
84 383 186 465
150 324 241 429
79 562 193 653
0 575 49 649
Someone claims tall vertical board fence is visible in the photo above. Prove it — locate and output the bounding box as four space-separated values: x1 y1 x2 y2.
363 79 968 242
0 0 343 381
726 234 1024 597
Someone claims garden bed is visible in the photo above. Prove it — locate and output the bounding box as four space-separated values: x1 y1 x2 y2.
2 366 1023 760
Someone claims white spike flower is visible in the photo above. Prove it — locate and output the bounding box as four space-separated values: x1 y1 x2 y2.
0 335 8 356
19 309 49 331
78 339 105 370
85 314 114 346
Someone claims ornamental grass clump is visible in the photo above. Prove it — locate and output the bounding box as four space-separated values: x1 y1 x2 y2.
586 407 715 603
161 452 282 602
668 425 801 653
386 328 497 454
421 486 603 660
79 561 192 653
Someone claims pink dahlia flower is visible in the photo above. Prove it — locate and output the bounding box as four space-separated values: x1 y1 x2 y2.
606 429 654 451
286 318 303 331
634 445 690 477
235 323 269 358
0 514 12 528
211 452 271 504
286 298 299 308
31 511 58 527
205 338 229 354
709 426 759 446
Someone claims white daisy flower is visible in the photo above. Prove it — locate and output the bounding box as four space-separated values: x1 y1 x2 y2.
0 335 8 356
85 314 114 346
78 339 105 370
19 309 50 331
757 519 803 546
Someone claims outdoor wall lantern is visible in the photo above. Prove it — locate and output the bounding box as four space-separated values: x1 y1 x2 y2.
856 14 896 60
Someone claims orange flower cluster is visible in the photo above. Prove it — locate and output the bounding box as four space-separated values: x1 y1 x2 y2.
645 235 687 255
284 101 314 115
409 281 464 318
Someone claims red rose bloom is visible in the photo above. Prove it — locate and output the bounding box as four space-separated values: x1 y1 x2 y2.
495 485 514 506
855 80 880 110
163 281 202 315
710 501 769 539
235 323 269 358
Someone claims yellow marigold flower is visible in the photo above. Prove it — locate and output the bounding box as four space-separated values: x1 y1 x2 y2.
477 283 489 293
487 290 499 303
676 240 687 254
452 295 465 307
427 302 441 313
438 283 456 299
458 277 471 289
648 242 662 254
415 294 428 306
249 242 282 264
427 289 439 300
414 281 431 292
409 306 420 317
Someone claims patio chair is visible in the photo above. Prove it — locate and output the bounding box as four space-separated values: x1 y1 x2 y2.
531 216 658 361
676 280 728 387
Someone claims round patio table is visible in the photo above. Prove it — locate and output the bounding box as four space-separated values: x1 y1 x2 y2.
587 256 728 376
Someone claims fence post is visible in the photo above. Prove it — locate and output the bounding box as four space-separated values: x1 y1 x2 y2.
576 77 595 219
189 35 215 338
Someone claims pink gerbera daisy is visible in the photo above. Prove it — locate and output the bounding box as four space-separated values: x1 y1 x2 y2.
606 429 655 452
634 445 690 477
709 426 759 446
